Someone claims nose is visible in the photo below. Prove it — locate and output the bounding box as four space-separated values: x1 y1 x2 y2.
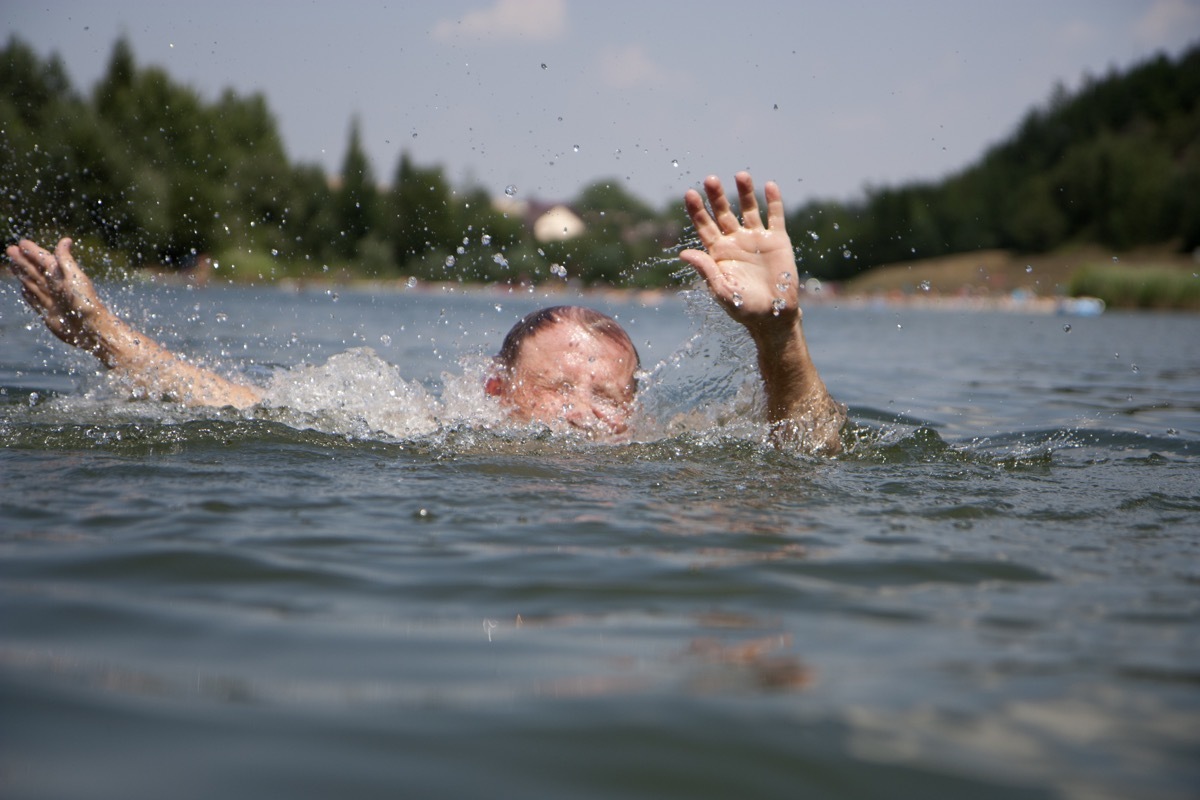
561 398 628 437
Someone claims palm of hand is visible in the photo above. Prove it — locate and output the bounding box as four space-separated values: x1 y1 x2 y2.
48 267 105 351
680 174 805 330
701 226 799 322
12 239 109 354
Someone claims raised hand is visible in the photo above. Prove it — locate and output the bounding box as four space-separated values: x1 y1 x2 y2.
679 172 800 334
6 238 118 362
6 236 262 408
677 172 844 453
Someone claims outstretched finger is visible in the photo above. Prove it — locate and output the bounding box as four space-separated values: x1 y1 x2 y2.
763 180 786 232
54 237 76 276
5 243 24 277
14 256 55 311
684 188 723 249
702 175 740 234
7 242 45 285
17 239 61 282
735 172 764 230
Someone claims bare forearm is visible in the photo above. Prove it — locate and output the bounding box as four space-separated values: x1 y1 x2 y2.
678 173 845 453
751 318 845 453
8 237 258 409
95 314 262 408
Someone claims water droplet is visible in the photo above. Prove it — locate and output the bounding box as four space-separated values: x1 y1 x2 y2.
444 255 457 268
833 222 840 230
406 276 418 288
504 184 517 197
671 159 679 168
572 144 579 153
731 293 744 308
379 334 391 346
919 280 931 292
540 63 547 70
1131 364 1139 373
1025 265 1033 273
843 250 852 259
550 263 567 278
809 231 819 241
330 293 339 303
492 253 509 268
896 323 902 330
270 248 279 257
772 297 786 315
773 103 779 110
1063 324 1072 333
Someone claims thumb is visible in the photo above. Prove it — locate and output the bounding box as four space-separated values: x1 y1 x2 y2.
679 248 718 285
54 237 75 266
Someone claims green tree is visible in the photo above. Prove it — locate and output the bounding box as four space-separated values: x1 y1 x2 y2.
332 117 378 261
387 152 459 275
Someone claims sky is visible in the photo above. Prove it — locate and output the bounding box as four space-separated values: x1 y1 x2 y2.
6 0 1200 209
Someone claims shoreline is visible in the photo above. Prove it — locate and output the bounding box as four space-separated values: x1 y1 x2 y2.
121 242 1199 313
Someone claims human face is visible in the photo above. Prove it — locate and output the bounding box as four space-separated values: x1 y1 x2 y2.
496 321 637 437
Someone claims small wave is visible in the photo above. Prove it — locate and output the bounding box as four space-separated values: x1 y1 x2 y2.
5 345 1196 467
775 557 1053 589
967 427 1197 460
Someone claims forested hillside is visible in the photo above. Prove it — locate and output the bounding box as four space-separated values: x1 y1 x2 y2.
790 45 1200 280
2 35 1197 288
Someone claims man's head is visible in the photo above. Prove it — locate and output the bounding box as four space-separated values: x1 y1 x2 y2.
485 306 640 436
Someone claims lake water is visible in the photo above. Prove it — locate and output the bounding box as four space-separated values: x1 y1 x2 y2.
2 279 1198 799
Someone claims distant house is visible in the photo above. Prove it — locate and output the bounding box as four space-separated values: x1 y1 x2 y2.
532 205 586 242
491 195 587 242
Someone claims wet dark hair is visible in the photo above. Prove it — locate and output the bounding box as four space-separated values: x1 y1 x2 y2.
495 305 640 375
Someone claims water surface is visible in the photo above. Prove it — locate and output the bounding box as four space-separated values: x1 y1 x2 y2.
2 280 1198 799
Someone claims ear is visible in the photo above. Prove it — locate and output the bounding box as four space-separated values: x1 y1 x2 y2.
484 375 505 397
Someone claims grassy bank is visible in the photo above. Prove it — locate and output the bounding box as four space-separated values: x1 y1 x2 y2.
1069 264 1200 310
842 246 1199 310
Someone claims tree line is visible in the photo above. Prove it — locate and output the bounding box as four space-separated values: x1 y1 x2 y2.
791 43 1200 280
2 35 1197 287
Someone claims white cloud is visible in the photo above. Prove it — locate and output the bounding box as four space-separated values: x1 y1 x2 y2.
1134 0 1200 48
432 0 567 43
596 44 677 89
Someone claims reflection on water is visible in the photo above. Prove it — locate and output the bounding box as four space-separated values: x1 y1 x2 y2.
2 282 1199 800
